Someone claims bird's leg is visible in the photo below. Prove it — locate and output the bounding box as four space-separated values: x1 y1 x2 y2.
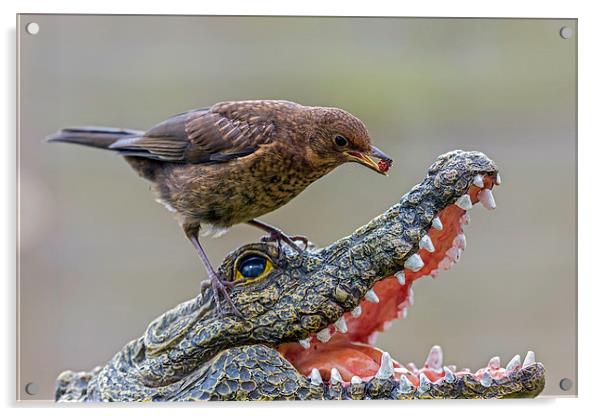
183 223 242 318
247 219 309 254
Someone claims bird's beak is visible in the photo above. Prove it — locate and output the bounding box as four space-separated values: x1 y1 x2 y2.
346 145 393 175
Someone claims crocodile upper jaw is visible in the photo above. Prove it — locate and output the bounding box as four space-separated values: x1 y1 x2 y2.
275 165 542 395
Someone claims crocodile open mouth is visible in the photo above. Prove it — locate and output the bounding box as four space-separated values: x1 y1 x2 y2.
278 172 537 390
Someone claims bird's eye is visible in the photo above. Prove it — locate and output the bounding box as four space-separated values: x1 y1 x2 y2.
235 253 273 282
334 135 348 147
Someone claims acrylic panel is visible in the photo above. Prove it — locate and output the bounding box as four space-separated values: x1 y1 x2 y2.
17 15 576 401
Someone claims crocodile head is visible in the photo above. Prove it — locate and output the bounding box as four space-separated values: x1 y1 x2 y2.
56 150 545 401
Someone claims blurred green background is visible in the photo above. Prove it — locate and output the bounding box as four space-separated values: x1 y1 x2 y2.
17 15 576 400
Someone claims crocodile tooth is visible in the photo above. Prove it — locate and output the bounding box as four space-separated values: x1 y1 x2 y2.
334 316 348 333
460 213 471 225
330 368 343 384
351 375 363 385
419 234 435 253
480 370 493 387
488 356 501 370
455 194 473 210
446 247 460 262
407 362 418 373
478 188 496 210
398 375 415 393
505 354 522 374
438 257 452 271
425 345 443 371
395 363 409 372
409 288 415 305
299 338 311 349
447 365 457 372
383 320 393 331
364 289 379 303
417 373 431 393
452 247 463 262
456 248 463 262
310 368 323 386
453 233 467 250
443 366 455 383
316 328 331 343
432 216 443 231
401 307 408 318
404 254 424 272
395 270 406 285
496 173 502 185
351 305 362 318
473 174 484 188
376 352 395 379
522 351 536 368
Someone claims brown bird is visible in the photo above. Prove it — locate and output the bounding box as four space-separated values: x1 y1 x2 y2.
48 100 392 315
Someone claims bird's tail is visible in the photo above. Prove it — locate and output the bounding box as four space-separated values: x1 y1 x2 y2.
46 126 144 150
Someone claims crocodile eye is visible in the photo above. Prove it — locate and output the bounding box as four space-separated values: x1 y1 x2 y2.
234 253 273 282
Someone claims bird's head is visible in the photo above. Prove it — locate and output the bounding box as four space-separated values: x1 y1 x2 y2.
306 107 393 175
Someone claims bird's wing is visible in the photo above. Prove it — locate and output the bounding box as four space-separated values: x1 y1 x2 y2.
109 102 280 163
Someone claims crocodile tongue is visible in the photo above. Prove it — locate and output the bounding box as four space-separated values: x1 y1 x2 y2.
278 339 392 381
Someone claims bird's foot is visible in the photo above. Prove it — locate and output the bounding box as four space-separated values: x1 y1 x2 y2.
260 230 309 254
208 273 242 318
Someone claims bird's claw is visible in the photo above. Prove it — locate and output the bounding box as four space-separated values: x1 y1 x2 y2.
260 231 310 254
209 274 243 318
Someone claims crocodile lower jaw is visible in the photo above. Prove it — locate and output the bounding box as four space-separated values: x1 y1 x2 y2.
278 172 540 390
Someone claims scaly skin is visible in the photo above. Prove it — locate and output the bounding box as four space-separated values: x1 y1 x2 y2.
55 150 545 401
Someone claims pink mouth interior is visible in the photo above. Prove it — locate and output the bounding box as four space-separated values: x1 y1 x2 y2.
278 175 497 385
